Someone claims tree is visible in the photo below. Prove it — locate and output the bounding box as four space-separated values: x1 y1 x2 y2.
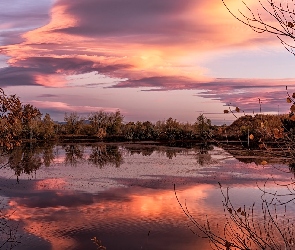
194 114 212 138
88 110 124 138
105 110 124 136
88 111 109 138
222 0 295 55
122 121 136 140
64 112 84 135
161 117 181 140
21 104 42 140
39 113 56 140
0 88 23 150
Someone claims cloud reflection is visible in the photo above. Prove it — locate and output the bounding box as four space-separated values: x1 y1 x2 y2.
7 184 214 250
1 144 295 249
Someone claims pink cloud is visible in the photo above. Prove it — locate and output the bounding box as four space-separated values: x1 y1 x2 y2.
29 100 121 114
110 76 293 113
0 0 281 89
0 0 293 122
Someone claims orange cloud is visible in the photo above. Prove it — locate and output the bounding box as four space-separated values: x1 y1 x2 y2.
0 0 294 123
0 0 282 89
35 74 66 87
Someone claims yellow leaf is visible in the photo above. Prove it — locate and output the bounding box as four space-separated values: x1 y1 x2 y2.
261 160 268 165
287 97 292 103
249 134 254 140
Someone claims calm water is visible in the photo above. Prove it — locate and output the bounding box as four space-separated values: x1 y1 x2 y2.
0 143 294 250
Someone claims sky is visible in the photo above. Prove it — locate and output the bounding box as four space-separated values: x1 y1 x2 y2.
0 0 295 124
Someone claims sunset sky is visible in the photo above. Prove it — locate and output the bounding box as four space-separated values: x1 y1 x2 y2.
1 0 295 124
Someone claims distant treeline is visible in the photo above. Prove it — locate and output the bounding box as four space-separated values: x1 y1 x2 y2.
4 109 214 142
59 111 214 141
1 87 295 148
0 88 214 146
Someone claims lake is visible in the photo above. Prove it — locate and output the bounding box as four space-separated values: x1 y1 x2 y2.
0 142 294 250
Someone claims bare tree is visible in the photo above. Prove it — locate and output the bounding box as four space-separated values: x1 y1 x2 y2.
222 0 295 55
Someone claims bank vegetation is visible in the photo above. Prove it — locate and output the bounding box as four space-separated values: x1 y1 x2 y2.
1 88 295 149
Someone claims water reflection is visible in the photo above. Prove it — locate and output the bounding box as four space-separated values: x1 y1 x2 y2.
63 144 84 166
194 144 214 166
222 144 295 174
6 184 214 250
1 143 295 249
1 142 295 179
88 144 124 168
42 144 55 168
125 144 182 159
2 143 219 176
6 145 42 181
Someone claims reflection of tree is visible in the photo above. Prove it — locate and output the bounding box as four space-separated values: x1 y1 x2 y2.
125 145 184 159
88 144 123 168
125 144 216 159
7 145 42 181
126 146 157 157
195 144 213 166
42 144 55 168
1 143 55 180
165 149 177 159
63 144 84 167
222 144 291 166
